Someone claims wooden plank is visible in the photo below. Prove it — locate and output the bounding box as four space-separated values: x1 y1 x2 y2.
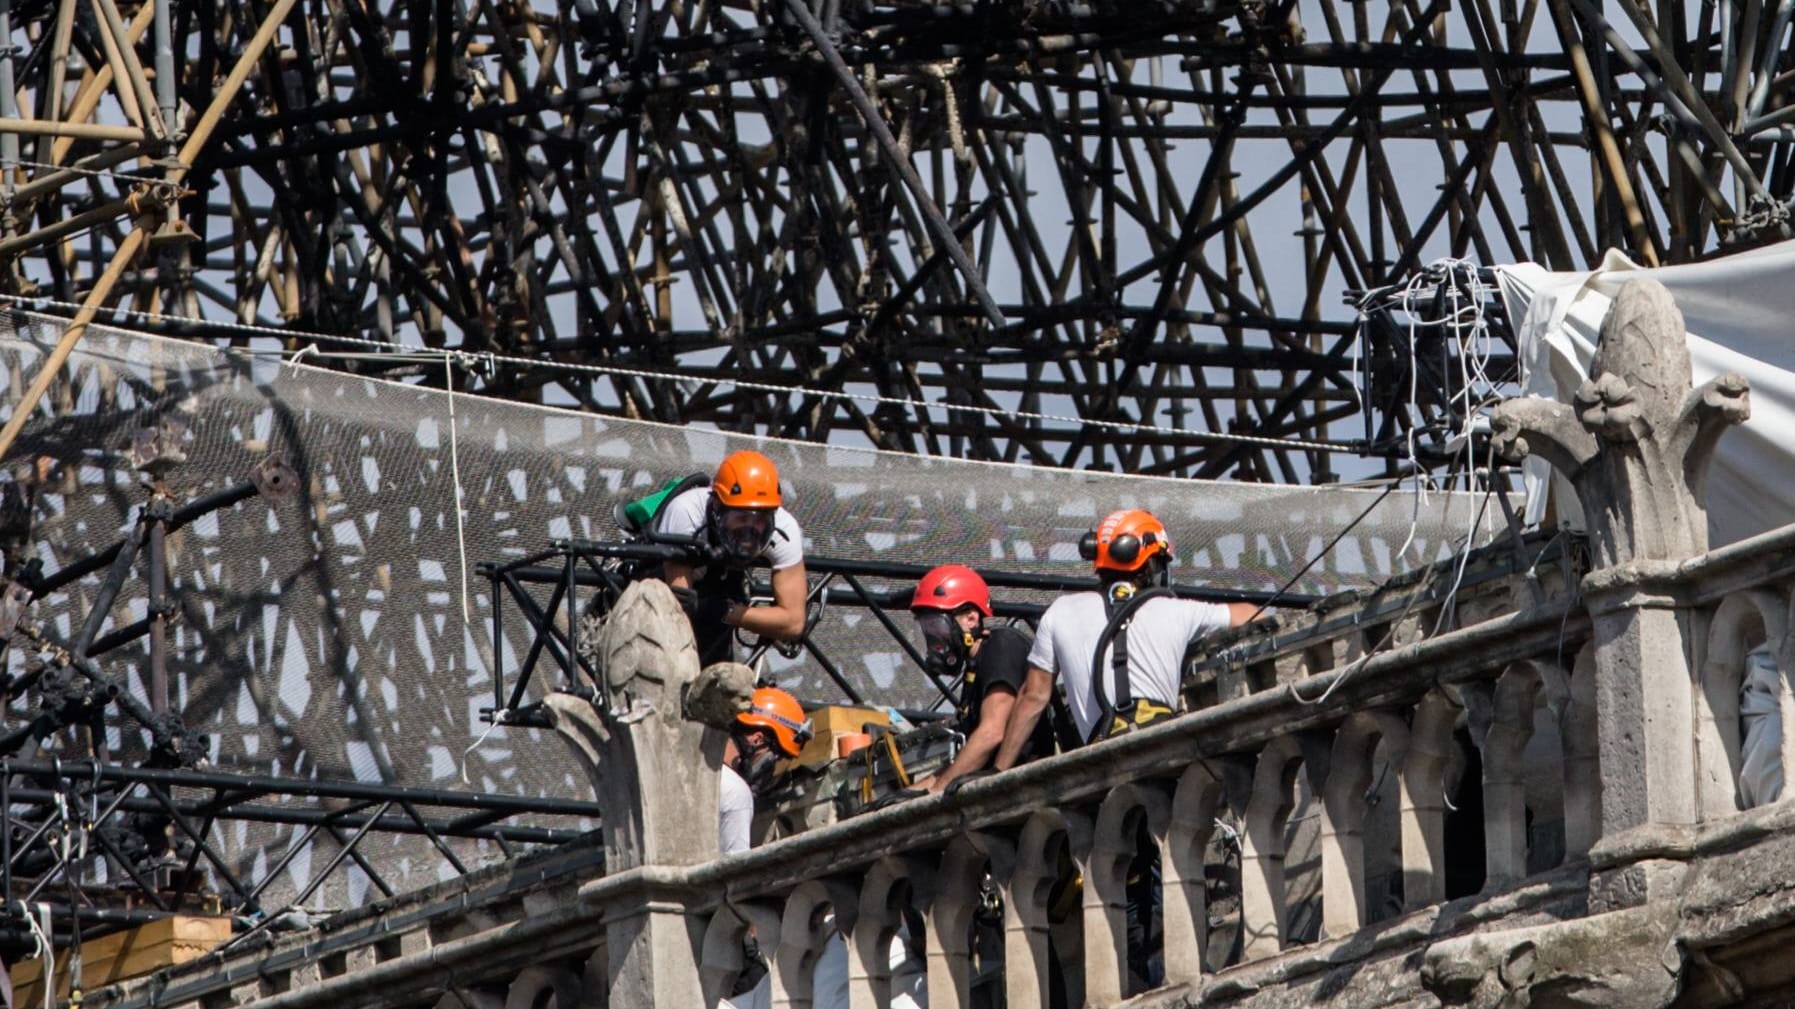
10 916 232 1006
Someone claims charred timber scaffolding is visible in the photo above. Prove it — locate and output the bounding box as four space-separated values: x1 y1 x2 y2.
0 0 1792 479
81 279 1795 1009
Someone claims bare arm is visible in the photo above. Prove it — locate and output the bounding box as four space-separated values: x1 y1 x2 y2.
993 666 1055 771
1226 601 1260 627
730 562 808 641
662 559 696 591
923 687 1016 794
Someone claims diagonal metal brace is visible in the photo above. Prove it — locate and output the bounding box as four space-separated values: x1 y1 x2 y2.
780 0 1005 329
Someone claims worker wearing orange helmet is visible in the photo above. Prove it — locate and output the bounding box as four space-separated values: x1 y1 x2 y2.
655 450 810 666
720 686 812 853
995 508 1259 760
717 686 814 1009
909 564 1056 795
993 508 1259 996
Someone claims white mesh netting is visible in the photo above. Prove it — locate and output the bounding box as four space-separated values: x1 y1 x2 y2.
0 312 1498 905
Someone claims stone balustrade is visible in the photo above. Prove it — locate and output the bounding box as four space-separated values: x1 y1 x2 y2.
676 554 1595 1009
86 512 1795 1009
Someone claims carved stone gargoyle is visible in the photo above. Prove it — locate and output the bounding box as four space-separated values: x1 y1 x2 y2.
1420 904 1685 1009
1491 277 1749 568
542 578 755 868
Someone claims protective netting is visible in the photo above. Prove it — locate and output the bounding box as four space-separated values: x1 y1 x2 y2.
0 312 1498 907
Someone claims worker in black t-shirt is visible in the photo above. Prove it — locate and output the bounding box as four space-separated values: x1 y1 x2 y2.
910 564 1055 794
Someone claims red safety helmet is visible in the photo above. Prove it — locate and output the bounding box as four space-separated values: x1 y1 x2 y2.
910 564 993 617
712 451 782 509
735 686 812 758
1078 509 1174 573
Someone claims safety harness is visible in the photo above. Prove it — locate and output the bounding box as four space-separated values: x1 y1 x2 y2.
1088 583 1176 743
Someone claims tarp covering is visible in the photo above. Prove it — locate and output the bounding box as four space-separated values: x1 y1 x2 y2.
1495 240 1795 545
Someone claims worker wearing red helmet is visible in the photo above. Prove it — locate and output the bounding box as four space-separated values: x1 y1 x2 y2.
995 508 1259 761
909 564 1055 794
656 450 809 666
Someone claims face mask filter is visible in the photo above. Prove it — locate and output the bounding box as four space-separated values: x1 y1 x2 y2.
713 506 775 564
915 610 973 676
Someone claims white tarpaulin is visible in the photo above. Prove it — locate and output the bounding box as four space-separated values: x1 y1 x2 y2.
1494 240 1795 546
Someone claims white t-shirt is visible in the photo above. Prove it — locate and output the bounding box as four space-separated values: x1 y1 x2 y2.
656 487 805 571
716 765 763 1009
719 765 755 855
811 917 926 1009
1028 591 1231 741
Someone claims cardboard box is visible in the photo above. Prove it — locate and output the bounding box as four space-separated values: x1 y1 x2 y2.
789 705 889 768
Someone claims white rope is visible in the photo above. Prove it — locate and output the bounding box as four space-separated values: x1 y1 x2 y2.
282 343 317 374
1211 817 1240 846
0 296 1364 455
459 717 502 786
443 353 472 629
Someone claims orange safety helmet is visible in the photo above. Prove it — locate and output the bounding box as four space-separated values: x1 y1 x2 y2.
712 450 782 509
1078 508 1174 573
735 686 812 758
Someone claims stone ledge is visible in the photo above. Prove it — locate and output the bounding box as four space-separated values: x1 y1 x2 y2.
1578 518 1795 609
1192 869 1587 1005
1590 800 1795 870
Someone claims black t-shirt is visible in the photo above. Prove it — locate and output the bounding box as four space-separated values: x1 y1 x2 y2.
959 625 1056 764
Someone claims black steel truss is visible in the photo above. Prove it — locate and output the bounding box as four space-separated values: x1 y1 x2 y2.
0 0 1787 481
480 536 1325 724
0 441 604 956
0 758 599 952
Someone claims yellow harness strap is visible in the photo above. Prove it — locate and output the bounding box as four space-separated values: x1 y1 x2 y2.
1098 699 1176 742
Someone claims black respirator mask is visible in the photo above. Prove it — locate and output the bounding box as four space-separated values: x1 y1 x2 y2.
915 610 977 677
708 501 776 566
730 727 781 796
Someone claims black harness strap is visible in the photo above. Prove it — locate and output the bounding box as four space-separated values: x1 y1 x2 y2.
1089 586 1171 741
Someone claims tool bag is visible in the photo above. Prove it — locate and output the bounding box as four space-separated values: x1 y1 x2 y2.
849 723 962 812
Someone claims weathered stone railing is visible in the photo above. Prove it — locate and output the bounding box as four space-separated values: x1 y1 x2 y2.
83 276 1795 1009
680 582 1589 1008
82 523 1795 1009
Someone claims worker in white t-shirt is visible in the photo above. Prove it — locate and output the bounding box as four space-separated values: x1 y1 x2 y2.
721 687 812 845
993 508 1258 995
718 688 811 1009
995 508 1257 755
655 450 808 666
713 691 926 1009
